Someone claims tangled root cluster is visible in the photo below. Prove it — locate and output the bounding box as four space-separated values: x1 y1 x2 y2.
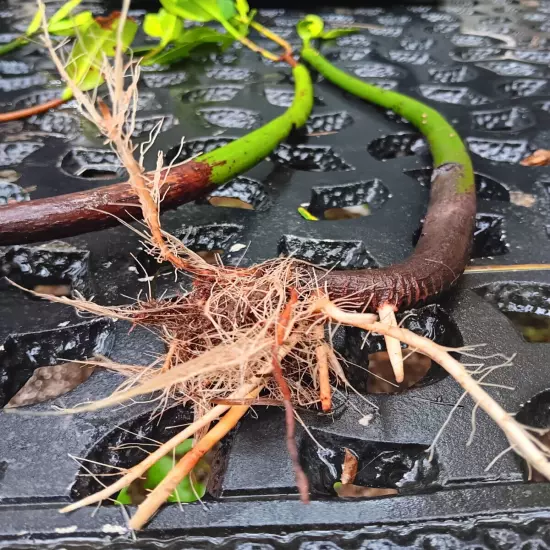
55 255 343 424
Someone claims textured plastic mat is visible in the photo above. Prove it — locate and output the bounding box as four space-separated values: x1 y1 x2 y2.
2 0 550 547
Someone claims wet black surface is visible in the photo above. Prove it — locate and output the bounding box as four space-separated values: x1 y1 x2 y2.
2 0 550 546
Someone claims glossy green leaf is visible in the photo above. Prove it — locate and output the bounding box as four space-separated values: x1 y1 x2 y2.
144 9 183 46
160 0 236 23
320 28 359 40
115 438 208 505
48 11 94 36
114 487 133 505
49 0 83 25
297 14 324 44
63 15 137 95
25 10 43 37
145 26 233 65
175 439 194 455
235 0 250 19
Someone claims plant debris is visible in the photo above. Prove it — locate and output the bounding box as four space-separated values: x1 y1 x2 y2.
5 361 95 408
521 149 550 166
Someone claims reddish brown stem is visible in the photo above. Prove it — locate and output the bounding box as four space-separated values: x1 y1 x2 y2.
324 163 476 312
0 97 66 122
0 161 214 245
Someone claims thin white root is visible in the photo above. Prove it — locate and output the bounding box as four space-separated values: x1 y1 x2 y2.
378 304 404 383
319 300 550 481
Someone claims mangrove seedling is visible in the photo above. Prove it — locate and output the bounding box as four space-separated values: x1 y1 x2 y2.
6 2 550 532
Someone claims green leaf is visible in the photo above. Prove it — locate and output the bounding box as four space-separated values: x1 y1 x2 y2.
49 0 83 25
320 28 359 40
48 11 94 36
114 487 133 505
160 0 236 23
143 9 183 47
296 14 324 44
235 0 250 20
115 438 208 505
146 27 233 65
25 10 43 37
63 15 137 94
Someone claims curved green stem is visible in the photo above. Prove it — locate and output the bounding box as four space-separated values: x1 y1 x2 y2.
301 45 473 194
203 63 312 183
300 45 476 312
0 64 313 245
0 36 30 56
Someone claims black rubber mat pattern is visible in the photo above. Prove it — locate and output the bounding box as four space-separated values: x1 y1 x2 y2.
2 0 550 546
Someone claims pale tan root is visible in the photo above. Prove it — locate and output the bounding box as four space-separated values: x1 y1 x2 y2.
129 393 258 530
319 300 550 481
378 304 404 383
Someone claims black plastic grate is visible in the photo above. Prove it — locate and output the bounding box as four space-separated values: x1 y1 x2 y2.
1 0 550 546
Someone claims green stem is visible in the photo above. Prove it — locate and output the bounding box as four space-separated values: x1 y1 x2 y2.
0 36 30 56
300 45 474 194
201 63 313 184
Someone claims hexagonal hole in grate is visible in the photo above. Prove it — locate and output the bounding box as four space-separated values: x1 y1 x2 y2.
326 48 372 62
300 430 439 497
399 38 435 51
0 142 43 166
306 112 353 135
474 282 550 344
203 176 269 211
299 180 391 221
516 390 550 481
428 66 477 84
451 34 500 47
404 167 510 202
0 180 28 205
336 34 373 47
27 111 81 137
413 213 508 258
367 133 428 161
174 223 244 266
264 86 324 108
497 79 548 98
143 72 187 88
70 405 235 502
165 137 235 164
278 235 377 269
452 48 504 62
205 67 253 81
181 85 243 104
60 148 124 179
419 85 489 105
466 138 530 163
197 107 261 130
337 304 462 394
387 51 433 65
0 318 114 408
477 61 545 77
128 114 178 139
271 144 354 172
513 50 550 64
470 106 535 132
353 62 405 80
0 73 47 92
0 241 90 294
